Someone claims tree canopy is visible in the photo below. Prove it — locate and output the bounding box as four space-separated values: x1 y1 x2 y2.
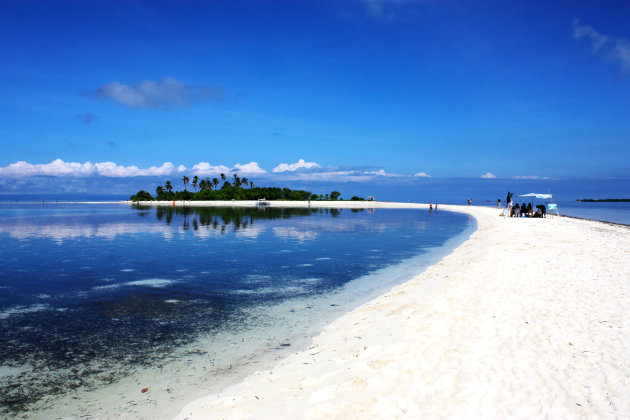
130 179 362 202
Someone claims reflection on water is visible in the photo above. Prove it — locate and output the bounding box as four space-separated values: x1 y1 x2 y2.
152 205 320 225
0 205 360 243
0 204 467 416
150 206 347 238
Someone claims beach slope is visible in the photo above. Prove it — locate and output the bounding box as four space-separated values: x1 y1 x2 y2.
175 205 630 419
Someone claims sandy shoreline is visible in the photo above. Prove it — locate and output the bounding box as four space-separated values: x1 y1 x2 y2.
167 203 630 419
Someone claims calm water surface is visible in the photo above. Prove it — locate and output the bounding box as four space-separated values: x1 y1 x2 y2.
0 204 471 417
554 201 630 225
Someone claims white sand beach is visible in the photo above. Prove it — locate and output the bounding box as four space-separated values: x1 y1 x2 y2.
171 203 630 419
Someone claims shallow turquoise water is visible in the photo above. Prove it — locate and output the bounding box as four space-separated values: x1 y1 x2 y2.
0 204 471 415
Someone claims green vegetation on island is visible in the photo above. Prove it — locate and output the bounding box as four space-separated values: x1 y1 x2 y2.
577 198 630 202
129 173 365 202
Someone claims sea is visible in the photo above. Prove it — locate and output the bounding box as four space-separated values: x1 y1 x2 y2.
0 203 473 418
550 200 630 226
3 175 629 225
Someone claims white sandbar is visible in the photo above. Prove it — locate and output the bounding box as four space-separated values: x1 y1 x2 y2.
172 203 630 419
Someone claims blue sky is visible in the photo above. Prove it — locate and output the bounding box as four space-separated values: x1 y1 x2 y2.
1 0 629 197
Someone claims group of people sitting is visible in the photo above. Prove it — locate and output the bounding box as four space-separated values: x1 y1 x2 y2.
508 202 546 218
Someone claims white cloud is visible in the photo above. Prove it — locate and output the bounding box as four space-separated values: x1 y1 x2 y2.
95 161 180 177
481 172 496 179
367 169 403 177
0 159 87 177
573 20 630 72
190 161 267 176
191 162 230 176
0 159 433 184
272 159 321 173
93 162 137 177
0 159 96 177
91 77 224 108
0 159 181 178
0 159 266 179
573 21 608 49
414 171 431 178
232 162 267 175
147 162 179 176
105 161 180 177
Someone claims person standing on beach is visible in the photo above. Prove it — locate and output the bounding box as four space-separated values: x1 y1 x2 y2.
429 202 433 213
497 199 501 208
467 198 472 206
435 203 438 213
506 199 513 217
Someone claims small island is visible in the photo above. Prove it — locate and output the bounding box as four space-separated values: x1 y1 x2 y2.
577 198 630 202
130 174 366 202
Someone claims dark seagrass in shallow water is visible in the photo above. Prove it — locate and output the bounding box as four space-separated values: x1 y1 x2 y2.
0 204 470 416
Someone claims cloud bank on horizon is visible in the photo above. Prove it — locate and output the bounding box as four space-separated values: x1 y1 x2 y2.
0 158 422 182
0 159 560 184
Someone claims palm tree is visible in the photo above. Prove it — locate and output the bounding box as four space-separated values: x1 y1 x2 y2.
250 181 254 189
182 176 190 191
156 185 164 197
205 177 213 190
220 173 226 181
165 180 173 193
199 179 207 191
232 173 241 187
192 175 199 192
241 177 249 188
212 178 219 189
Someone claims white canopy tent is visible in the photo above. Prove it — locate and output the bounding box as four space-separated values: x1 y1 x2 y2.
518 193 553 199
517 193 558 216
